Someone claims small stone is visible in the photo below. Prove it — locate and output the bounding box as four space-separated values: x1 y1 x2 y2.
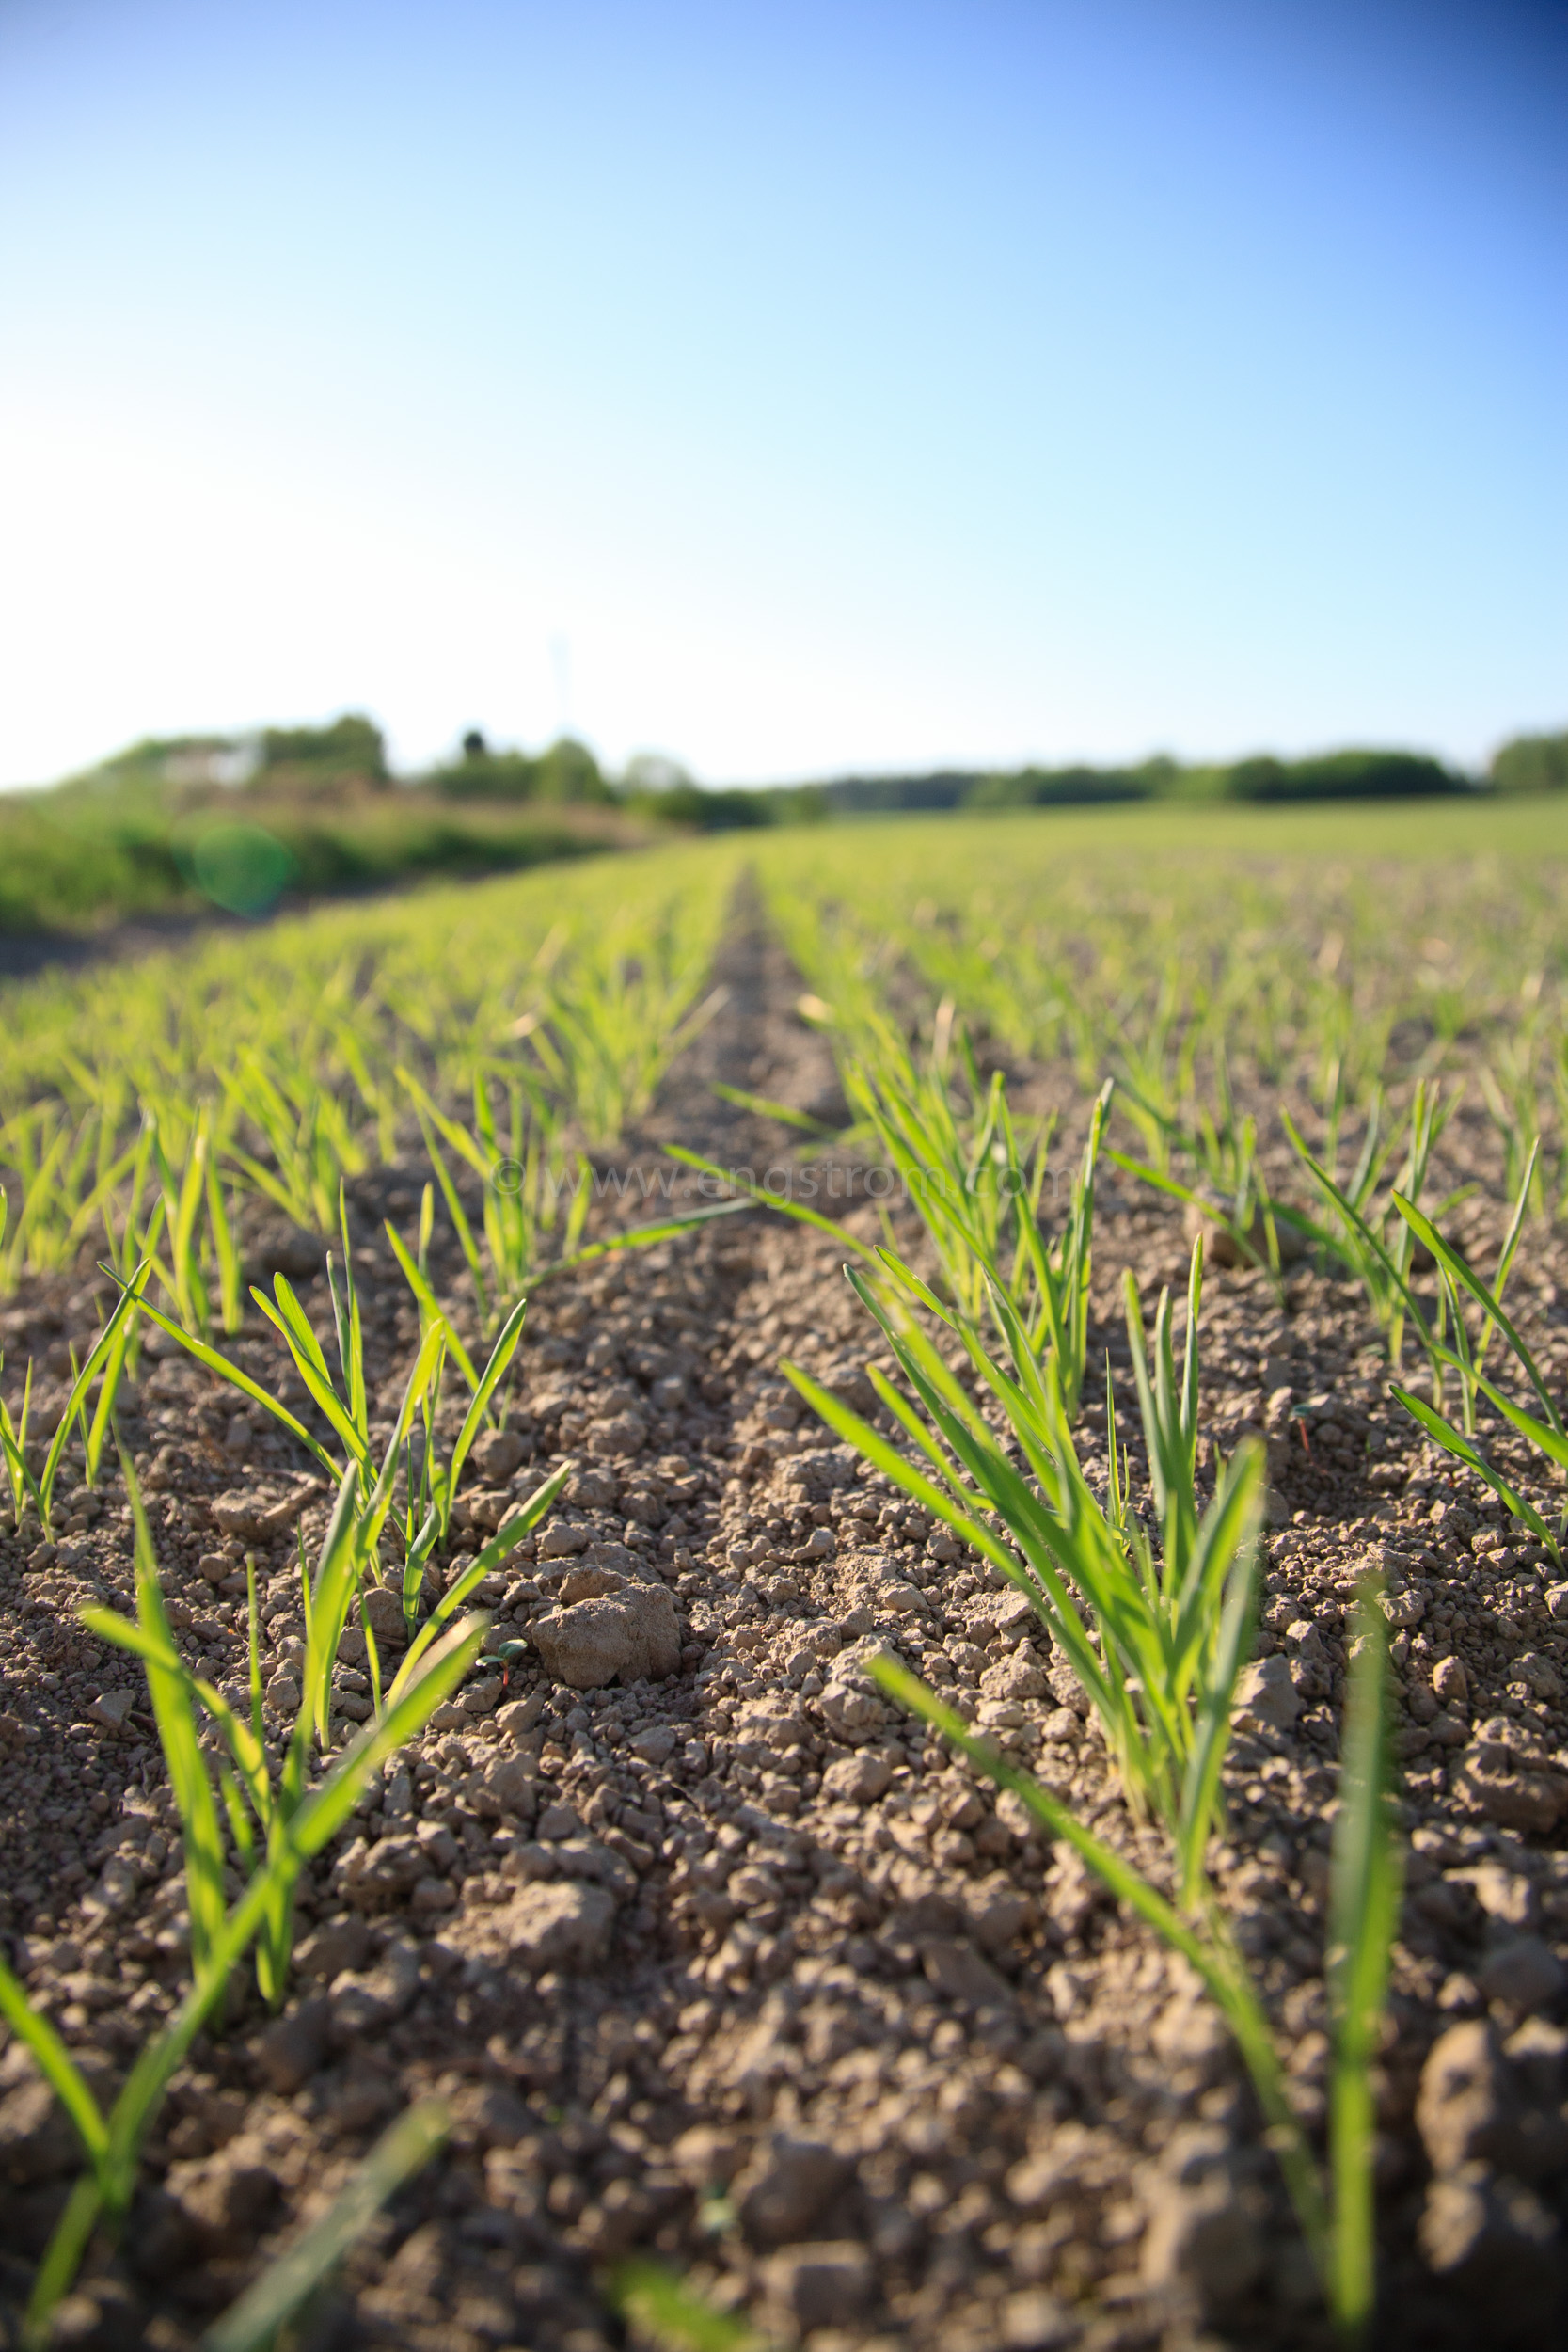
1477 1936 1566 2017
1415 2021 1558 2178
538 1518 593 1559
1544 1583 1568 1621
415 1820 459 1872
339 1835 426 1911
567 1465 620 1511
980 1652 1048 1701
818 1363 878 1418
822 1750 894 1803
293 1917 370 1980
327 1941 421 2039
1463 1864 1538 1931
581 1538 644 1579
0 2070 79 2185
761 2242 874 2330
167 2149 281 2251
628 1723 678 1765
736 2135 853 2247
483 1879 616 1970
536 1803 583 1841
1503 2017 1568 2103
999 2289 1079 2350
1232 1654 1300 1734
1141 2126 1265 2312
496 1692 546 1737
1433 1654 1469 1706
559 1564 627 1604
87 1691 135 1730
254 1996 329 2093
1455 1732 1568 1833
968 1581 1043 1637
468 1753 538 1820
587 1411 647 1459
263 1672 301 1715
470 1429 527 1483
1418 2163 1562 2330
530 1583 680 1689
965 1878 1036 1952
919 1935 1011 2007
209 1484 317 1542
47 2286 142 2349
1512 1652 1563 1701
456 1487 512 1534
360 1585 407 1649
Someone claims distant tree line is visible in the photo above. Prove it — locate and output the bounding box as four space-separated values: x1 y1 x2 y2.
55 714 1568 834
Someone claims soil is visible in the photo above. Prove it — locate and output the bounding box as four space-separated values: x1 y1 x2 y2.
1 904 1565 2352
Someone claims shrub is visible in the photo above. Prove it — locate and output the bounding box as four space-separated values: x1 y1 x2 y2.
1490 728 1568 794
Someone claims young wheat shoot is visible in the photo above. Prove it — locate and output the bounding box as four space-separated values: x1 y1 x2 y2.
0 1454 483 2343
781 1233 1399 2339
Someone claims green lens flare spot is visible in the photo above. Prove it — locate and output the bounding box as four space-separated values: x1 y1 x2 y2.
188 824 297 915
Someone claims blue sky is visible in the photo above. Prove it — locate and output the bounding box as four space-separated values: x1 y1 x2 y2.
1 0 1564 787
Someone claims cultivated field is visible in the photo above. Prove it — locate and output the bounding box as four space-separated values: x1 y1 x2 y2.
1 801 1566 2351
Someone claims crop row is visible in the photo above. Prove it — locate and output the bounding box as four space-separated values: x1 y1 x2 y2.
0 806 1561 2341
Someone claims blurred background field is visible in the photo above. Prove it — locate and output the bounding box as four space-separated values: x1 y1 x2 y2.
6 707 1567 940
8 792 1568 1307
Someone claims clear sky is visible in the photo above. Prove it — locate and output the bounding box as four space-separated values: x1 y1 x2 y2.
1 0 1564 787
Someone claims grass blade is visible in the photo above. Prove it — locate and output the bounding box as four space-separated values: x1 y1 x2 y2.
1389 1383 1558 1557
0 1966 108 2176
201 2099 450 2352
1327 1577 1402 2342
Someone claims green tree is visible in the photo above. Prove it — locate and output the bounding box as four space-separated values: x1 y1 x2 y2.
1491 729 1568 794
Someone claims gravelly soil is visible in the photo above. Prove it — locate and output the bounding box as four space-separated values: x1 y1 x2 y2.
1 907 1565 2352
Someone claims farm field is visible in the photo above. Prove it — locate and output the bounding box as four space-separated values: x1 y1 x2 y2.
1 800 1567 2350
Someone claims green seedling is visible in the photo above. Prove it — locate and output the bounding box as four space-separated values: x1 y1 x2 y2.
0 1264 148 1534
399 1063 591 1330
83 1350 447 2001
870 1569 1399 2343
784 1236 1263 1879
1388 1168 1567 1558
518 907 728 1148
608 2257 763 2352
0 1495 482 2347
222 1048 369 1237
674 1053 1111 1418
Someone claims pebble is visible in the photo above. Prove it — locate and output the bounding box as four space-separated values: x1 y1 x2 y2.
1231 1653 1300 1734
1414 2020 1568 2179
761 2242 874 2329
1476 1935 1567 2016
468 1878 616 1970
530 1583 680 1688
1418 2163 1563 2328
736 2135 852 2246
1433 1653 1469 1706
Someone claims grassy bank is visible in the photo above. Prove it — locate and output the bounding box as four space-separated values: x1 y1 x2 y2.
0 785 638 936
